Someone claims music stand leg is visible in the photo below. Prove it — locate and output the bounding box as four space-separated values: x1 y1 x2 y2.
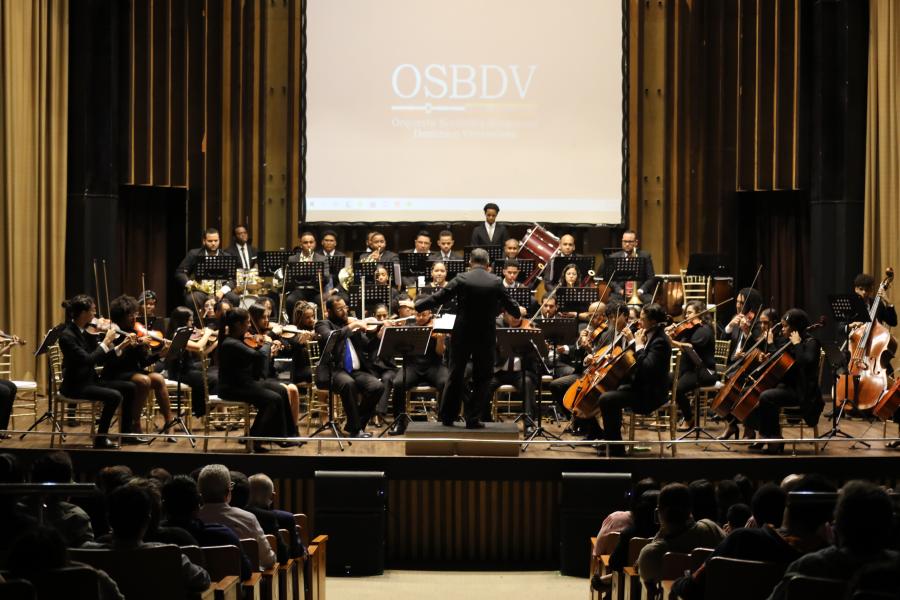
21 356 65 442
523 374 575 452
308 381 349 451
821 374 870 450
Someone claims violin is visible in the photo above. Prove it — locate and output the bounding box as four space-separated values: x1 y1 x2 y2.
190 327 218 342
133 322 168 349
666 316 701 338
269 323 314 341
243 332 276 350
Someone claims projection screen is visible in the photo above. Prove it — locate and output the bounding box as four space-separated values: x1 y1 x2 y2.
303 0 625 225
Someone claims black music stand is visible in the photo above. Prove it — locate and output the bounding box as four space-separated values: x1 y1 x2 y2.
556 287 597 313
495 328 557 450
464 245 504 263
257 251 292 276
548 256 596 285
603 256 643 283
284 261 326 292
309 331 350 450
20 324 66 441
348 284 391 317
687 253 731 277
672 345 728 448
354 261 396 285
324 255 347 283
399 252 430 280
439 259 467 280
492 258 536 282
195 255 238 297
504 287 533 311
821 294 871 448
535 318 579 427
152 327 196 447
374 326 433 436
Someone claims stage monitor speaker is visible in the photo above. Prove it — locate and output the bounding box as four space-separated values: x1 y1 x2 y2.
314 470 387 576
559 472 632 577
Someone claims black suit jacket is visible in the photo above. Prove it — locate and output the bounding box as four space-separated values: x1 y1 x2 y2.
359 250 399 263
224 243 258 269
287 251 332 288
471 223 509 247
174 248 235 288
630 328 672 411
415 266 520 339
57 322 112 394
314 318 376 380
607 249 656 296
245 506 289 563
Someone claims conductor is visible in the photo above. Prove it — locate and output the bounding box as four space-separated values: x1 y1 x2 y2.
415 248 521 428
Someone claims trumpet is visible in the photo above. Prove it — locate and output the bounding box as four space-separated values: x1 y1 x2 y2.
296 248 315 262
361 248 381 263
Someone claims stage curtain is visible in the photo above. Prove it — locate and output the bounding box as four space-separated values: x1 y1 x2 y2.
0 0 68 381
864 0 900 280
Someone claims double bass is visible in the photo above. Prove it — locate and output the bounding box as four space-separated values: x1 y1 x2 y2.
836 268 896 410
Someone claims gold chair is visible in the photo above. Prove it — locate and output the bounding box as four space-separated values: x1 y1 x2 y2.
626 348 680 457
782 349 825 455
696 339 732 427
0 352 38 430
405 384 439 421
680 270 710 308
47 345 101 447
491 384 521 421
202 356 255 453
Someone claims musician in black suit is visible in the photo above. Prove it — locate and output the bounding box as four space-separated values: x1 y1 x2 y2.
595 303 672 455
57 295 138 449
546 234 578 283
434 230 461 261
359 231 400 263
174 228 241 312
487 310 541 428
500 259 523 289
223 224 258 270
319 229 345 259
668 300 718 431
216 307 291 452
400 230 434 285
725 287 763 364
607 230 657 305
743 309 823 455
284 231 332 317
415 248 521 428
470 202 508 247
314 297 384 437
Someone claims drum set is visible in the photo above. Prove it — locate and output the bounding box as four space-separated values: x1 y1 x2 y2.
235 267 279 309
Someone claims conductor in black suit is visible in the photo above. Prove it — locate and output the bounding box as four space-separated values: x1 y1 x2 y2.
470 203 509 247
415 248 521 428
174 228 241 311
223 224 258 270
608 229 657 305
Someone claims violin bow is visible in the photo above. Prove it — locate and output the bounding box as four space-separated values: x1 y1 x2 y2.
141 272 149 326
102 259 112 317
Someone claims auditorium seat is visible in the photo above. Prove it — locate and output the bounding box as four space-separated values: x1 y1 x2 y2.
610 536 651 600
657 552 693 600
703 557 782 600
201 544 260 600
241 537 280 600
0 566 100 600
783 574 847 600
305 535 328 600
0 578 35 600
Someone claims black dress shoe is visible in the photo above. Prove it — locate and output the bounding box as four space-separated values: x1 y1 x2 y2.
465 420 486 429
121 436 151 445
441 419 456 427
93 437 119 449
388 420 408 436
276 440 302 448
252 442 270 453
748 442 766 452
349 431 373 438
763 442 785 455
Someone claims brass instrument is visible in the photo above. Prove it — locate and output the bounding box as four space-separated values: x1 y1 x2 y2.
626 246 642 308
189 279 214 295
338 248 380 289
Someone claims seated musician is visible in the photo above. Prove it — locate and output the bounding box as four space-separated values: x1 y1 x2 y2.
470 202 508 246
503 238 520 259
501 259 522 288
668 300 718 432
401 230 434 286
286 301 318 386
319 229 345 258
57 295 138 449
359 230 400 263
546 234 578 283
284 231 332 318
434 230 460 261
850 272 897 329
550 263 582 318
430 262 449 288
608 229 656 305
743 308 823 455
487 310 541 429
0 332 23 438
223 224 257 270
314 297 384 438
137 290 162 330
247 303 301 438
164 306 218 417
103 295 175 443
595 303 672 456
371 265 402 315
388 308 449 435
725 287 763 364
536 296 579 378
216 307 294 452
366 303 398 428
174 228 241 313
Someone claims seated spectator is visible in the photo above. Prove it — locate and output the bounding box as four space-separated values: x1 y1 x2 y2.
0 453 38 569
125 478 196 547
749 483 787 528
86 484 210 593
724 503 752 533
715 479 743 526
196 464 276 570
148 467 172 487
592 490 660 593
671 475 834 599
229 471 289 563
7 525 124 600
689 479 718 524
733 474 756 506
766 480 898 600
248 473 306 558
89 465 135 537
161 475 253 580
29 451 94 546
595 477 660 553
637 483 725 583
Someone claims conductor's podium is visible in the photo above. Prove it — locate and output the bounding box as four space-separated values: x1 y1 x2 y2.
404 421 520 456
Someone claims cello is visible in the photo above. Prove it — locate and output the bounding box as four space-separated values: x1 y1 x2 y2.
836 268 896 410
563 324 637 418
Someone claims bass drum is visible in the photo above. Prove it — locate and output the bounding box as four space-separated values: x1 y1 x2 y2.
657 274 684 317
518 223 559 265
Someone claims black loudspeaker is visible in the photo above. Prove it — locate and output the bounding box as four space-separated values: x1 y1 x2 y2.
314 470 387 576
559 472 632 577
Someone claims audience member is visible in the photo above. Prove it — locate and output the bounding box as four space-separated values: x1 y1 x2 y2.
196 464 276 570
0 453 37 569
248 473 306 558
689 479 718 523
733 474 756 506
715 479 743 525
229 470 289 563
125 478 196 547
637 483 725 583
29 450 95 546
592 490 661 593
595 477 660 553
750 483 787 528
725 503 752 533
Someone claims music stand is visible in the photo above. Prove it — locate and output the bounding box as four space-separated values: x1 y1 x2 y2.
548 256 596 285
20 324 66 441
495 328 559 450
603 256 643 283
309 330 350 450
257 251 292 277
353 261 395 285
492 259 536 282
399 252 430 279
324 255 347 281
535 318 579 427
374 326 433 436
195 255 239 297
464 245 504 263
556 287 597 313
687 253 731 277
151 327 196 447
439 259 467 280
672 345 728 447
284 261 326 291
504 287 533 311
348 284 391 317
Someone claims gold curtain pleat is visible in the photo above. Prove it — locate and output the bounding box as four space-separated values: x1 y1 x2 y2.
0 0 68 382
864 0 900 279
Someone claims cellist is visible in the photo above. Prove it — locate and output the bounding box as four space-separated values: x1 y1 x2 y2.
743 309 823 455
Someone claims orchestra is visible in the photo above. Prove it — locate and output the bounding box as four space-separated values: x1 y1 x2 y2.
8 218 899 458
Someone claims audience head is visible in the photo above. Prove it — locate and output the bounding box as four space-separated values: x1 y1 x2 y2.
96 465 134 495
726 503 752 532
715 479 743 525
689 479 718 523
629 477 661 512
783 475 837 536
751 483 787 527
148 467 172 487
249 473 276 509
657 483 693 529
834 480 894 553
198 464 232 504
7 525 68 580
31 450 74 484
229 471 250 508
161 475 203 522
634 490 662 536
126 477 164 534
733 474 756 505
108 483 153 543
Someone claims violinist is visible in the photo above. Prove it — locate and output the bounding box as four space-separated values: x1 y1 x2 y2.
536 296 579 378
137 290 162 330
595 303 672 456
248 303 302 437
164 306 218 418
217 307 292 452
743 309 823 455
487 310 540 428
388 308 449 435
0 331 23 438
366 303 398 428
725 288 763 364
286 301 318 386
668 300 718 432
314 297 384 438
57 295 138 449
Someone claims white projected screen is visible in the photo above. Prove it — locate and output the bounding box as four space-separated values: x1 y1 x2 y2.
304 0 624 225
